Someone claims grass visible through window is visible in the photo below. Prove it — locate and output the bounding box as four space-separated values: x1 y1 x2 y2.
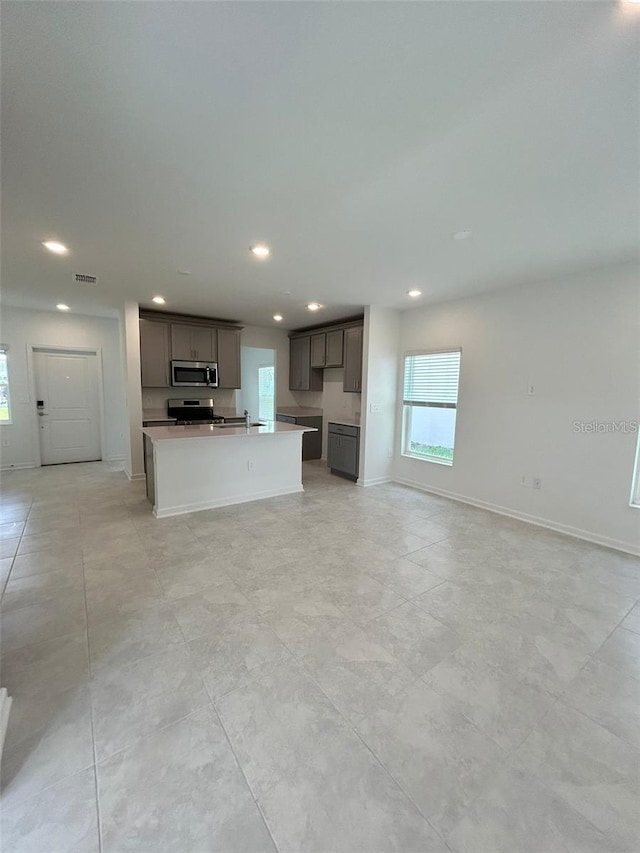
409 442 453 461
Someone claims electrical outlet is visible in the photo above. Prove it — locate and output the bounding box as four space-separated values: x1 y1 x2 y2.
1 439 8 447
527 383 536 396
520 475 528 487
369 402 382 414
247 460 255 471
533 478 542 490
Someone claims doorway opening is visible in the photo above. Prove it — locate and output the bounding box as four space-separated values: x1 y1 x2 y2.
239 347 276 422
33 348 102 465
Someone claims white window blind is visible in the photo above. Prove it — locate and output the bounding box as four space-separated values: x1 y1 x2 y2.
403 350 461 408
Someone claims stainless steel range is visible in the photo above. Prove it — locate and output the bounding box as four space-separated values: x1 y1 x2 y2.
167 399 224 425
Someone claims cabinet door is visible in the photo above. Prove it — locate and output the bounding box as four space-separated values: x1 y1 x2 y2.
340 435 359 477
327 432 342 469
217 328 241 388
140 320 170 387
325 330 344 367
343 326 363 392
171 324 195 360
310 334 326 368
289 337 307 390
191 326 215 362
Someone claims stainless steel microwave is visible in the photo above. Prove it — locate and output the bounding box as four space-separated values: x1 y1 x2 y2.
170 360 218 388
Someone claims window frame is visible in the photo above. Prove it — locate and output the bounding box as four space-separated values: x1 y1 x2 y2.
400 347 461 466
0 347 12 426
257 363 275 422
630 430 640 509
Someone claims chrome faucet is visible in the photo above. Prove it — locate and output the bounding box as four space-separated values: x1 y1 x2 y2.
244 409 250 428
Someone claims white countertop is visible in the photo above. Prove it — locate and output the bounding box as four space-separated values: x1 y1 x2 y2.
142 421 317 442
276 406 323 417
328 417 361 427
142 409 177 423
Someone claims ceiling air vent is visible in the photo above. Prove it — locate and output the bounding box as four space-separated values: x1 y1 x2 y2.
73 273 98 286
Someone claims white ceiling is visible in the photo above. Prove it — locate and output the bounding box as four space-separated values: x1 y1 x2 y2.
2 2 638 329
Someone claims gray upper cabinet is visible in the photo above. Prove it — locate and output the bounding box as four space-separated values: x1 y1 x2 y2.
170 324 194 360
171 324 215 362
217 328 241 388
289 336 322 391
343 325 363 392
325 329 344 367
310 333 326 368
192 326 216 362
140 319 170 387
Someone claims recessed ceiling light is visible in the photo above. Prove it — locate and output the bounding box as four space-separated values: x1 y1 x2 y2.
453 230 471 241
152 296 166 305
407 290 422 298
250 244 271 259
307 302 321 312
43 241 69 255
273 314 283 322
56 303 70 311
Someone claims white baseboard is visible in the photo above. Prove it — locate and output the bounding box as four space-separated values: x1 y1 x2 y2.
0 462 37 471
393 476 640 557
124 466 146 481
360 476 392 487
153 485 305 518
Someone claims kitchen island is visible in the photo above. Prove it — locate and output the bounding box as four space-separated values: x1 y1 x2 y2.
142 421 316 518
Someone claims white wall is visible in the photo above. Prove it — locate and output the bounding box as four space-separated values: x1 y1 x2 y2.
360 306 401 485
394 263 640 554
0 306 127 468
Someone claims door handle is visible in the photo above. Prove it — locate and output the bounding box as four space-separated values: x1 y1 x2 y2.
38 411 49 417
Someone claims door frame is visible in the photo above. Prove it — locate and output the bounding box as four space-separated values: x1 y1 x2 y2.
27 344 107 468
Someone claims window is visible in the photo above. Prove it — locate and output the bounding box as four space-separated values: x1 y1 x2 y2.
258 365 275 422
402 349 461 465
0 347 11 424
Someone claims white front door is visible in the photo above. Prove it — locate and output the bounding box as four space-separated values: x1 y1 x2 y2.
34 350 102 465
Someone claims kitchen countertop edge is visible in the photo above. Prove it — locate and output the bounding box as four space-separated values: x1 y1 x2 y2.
142 422 318 441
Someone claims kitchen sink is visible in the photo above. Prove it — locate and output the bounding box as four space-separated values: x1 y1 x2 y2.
215 422 266 428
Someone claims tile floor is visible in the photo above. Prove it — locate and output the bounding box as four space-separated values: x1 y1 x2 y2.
0 459 638 852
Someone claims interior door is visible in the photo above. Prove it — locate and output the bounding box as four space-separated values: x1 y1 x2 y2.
34 350 101 465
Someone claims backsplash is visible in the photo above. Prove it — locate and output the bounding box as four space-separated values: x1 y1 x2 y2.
142 387 238 412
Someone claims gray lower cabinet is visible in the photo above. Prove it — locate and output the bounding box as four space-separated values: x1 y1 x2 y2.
343 326 363 393
217 328 241 388
140 320 170 387
276 413 322 460
327 422 360 480
144 434 156 504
